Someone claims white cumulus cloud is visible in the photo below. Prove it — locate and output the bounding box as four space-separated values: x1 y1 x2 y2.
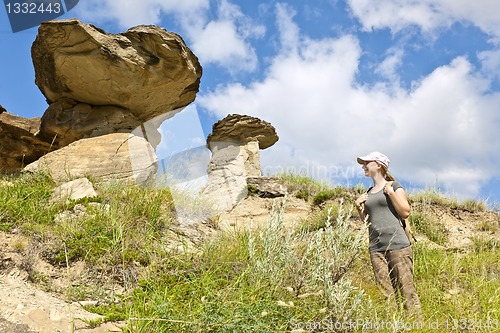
75 0 209 29
347 0 500 39
75 0 263 73
198 3 500 199
188 0 265 73
478 49 500 80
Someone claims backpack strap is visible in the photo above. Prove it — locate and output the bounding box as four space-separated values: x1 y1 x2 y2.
387 182 417 244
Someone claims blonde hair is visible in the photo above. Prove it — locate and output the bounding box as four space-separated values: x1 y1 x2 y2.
379 164 395 181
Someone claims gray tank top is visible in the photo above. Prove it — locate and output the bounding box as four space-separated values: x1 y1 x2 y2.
365 181 410 252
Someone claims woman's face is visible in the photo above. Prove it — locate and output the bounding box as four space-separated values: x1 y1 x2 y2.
362 161 380 177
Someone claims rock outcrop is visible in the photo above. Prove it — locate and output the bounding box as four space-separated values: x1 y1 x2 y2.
202 114 279 211
32 19 202 148
24 133 157 185
247 176 287 198
0 111 51 173
1 19 202 184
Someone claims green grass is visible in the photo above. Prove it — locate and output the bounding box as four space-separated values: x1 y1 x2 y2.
118 200 369 332
409 212 448 245
274 172 361 206
0 172 58 233
275 172 329 201
348 241 500 332
413 242 500 332
477 220 499 233
410 189 487 213
300 203 340 232
0 172 176 283
1 172 499 332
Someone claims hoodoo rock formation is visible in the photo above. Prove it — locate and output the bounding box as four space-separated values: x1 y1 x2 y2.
202 114 279 211
0 19 202 185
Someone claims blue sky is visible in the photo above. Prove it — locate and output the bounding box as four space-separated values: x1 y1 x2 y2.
1 0 500 206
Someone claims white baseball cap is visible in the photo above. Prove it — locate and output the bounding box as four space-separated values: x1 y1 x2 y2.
357 152 390 169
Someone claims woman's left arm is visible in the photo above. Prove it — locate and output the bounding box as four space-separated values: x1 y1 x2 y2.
384 182 411 219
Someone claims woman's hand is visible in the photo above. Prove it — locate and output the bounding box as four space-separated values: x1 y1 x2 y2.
355 193 368 210
355 193 368 222
383 181 395 195
383 181 411 219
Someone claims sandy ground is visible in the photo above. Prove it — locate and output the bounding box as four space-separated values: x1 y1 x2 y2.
0 268 122 333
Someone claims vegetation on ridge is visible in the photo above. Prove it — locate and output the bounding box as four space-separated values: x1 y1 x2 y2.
0 171 498 332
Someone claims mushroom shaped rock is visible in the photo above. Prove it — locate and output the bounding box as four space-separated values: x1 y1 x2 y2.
206 114 278 177
32 19 202 147
203 114 279 212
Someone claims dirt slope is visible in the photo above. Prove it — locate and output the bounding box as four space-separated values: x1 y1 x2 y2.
0 193 498 332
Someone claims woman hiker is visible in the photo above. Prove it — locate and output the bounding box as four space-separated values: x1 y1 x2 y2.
355 152 423 320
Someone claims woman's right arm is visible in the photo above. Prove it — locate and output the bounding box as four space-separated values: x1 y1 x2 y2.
355 193 368 222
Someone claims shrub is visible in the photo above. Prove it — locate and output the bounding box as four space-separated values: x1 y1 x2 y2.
121 198 369 332
300 204 340 232
247 198 368 320
312 189 336 205
295 188 310 201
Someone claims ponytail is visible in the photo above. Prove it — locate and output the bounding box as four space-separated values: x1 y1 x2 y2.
380 165 395 181
385 171 395 181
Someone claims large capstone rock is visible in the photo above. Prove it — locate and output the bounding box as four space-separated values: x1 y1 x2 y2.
32 18 202 147
0 110 51 173
207 114 279 150
24 133 157 185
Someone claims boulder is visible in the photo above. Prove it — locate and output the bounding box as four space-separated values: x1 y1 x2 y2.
247 176 288 198
0 111 52 173
24 133 157 185
51 178 98 204
0 109 39 134
202 114 279 212
32 18 202 147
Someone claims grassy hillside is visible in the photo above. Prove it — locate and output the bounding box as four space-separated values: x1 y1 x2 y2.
0 172 498 332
